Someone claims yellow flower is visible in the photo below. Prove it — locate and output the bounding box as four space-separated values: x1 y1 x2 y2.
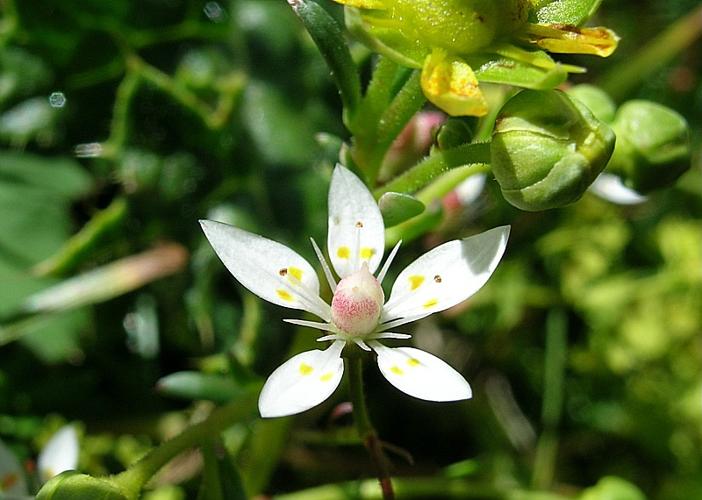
334 0 618 116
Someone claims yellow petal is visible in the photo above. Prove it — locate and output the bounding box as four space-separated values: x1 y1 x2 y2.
420 49 488 117
525 24 619 57
331 0 386 9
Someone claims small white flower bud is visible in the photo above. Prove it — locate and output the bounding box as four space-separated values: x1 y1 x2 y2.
331 263 384 336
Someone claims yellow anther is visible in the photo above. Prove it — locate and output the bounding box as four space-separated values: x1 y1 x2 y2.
319 372 334 382
390 365 404 376
409 275 425 290
407 358 421 367
277 289 293 301
299 363 314 375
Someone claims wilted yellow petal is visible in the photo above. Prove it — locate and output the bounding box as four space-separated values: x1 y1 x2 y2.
524 24 619 57
421 49 488 117
331 0 386 9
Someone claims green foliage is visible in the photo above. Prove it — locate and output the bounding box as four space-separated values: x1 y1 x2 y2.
0 0 700 499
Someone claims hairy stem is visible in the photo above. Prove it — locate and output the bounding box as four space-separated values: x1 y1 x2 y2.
114 387 259 498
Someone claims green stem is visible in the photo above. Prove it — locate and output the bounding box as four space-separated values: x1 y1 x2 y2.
375 142 491 198
367 71 425 184
353 56 400 134
531 309 568 490
114 387 259 497
599 5 702 101
346 355 395 500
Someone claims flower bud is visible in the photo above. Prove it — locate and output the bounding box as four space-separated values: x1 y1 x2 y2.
566 84 616 123
490 89 615 211
331 264 384 336
606 100 690 193
36 471 128 500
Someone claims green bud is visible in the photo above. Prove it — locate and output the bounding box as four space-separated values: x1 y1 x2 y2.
436 118 475 149
566 84 616 123
490 89 615 211
37 471 128 500
389 0 528 53
607 100 690 193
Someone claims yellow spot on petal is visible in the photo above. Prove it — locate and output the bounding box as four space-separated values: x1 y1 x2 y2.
320 372 334 382
277 289 293 301
423 298 438 308
337 246 350 259
390 365 404 376
407 358 421 367
409 275 425 290
288 266 303 282
360 247 375 260
299 363 314 376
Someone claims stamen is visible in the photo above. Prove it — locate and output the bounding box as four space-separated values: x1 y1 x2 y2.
368 332 412 340
376 240 402 284
377 312 430 331
316 334 342 342
353 338 372 351
278 275 332 322
310 237 337 292
284 319 337 332
352 224 362 273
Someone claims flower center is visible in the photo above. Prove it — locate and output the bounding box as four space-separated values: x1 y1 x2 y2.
331 263 385 336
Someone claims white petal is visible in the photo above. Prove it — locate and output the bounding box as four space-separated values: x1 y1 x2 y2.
372 343 471 402
589 173 647 205
327 165 385 278
37 425 79 483
200 220 330 320
259 341 345 418
455 174 486 205
0 438 28 495
382 226 510 321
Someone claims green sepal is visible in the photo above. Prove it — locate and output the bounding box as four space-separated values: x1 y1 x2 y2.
378 192 425 227
465 52 569 90
531 0 604 26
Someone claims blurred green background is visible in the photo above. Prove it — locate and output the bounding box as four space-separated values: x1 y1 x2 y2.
0 0 701 498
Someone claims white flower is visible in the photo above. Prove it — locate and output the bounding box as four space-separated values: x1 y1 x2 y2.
0 425 78 499
201 165 510 418
37 425 79 483
589 173 647 205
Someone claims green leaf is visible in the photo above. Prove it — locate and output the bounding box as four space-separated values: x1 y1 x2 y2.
533 0 604 26
198 440 247 500
288 0 361 115
0 47 52 107
378 192 425 227
157 371 244 403
241 82 319 168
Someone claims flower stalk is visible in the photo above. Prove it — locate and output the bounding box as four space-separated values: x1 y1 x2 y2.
345 353 395 500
